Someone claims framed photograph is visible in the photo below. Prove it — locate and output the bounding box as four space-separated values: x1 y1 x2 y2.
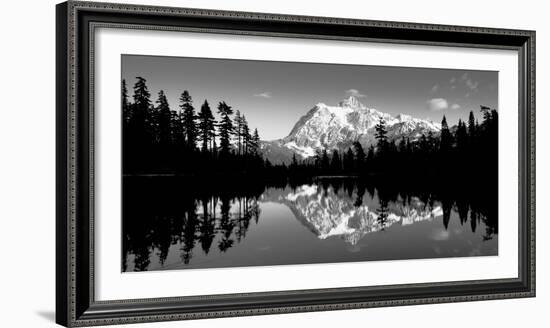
56 1 535 326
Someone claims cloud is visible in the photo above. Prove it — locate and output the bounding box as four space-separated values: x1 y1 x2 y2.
456 72 479 92
345 89 367 98
253 91 272 98
450 77 456 84
427 98 449 111
430 84 439 93
450 103 461 110
465 78 479 91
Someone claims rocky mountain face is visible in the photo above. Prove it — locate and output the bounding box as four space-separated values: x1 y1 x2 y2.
260 96 441 164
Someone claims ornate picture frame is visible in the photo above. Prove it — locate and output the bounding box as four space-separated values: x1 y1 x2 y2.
56 1 535 326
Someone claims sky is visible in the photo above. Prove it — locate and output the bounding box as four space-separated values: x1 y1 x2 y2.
122 55 498 141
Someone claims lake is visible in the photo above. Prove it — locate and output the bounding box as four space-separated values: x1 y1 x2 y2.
122 176 498 272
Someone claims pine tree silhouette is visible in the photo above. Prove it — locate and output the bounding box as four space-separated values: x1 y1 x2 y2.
353 141 366 171
241 115 251 155
439 115 453 153
122 79 130 123
197 100 215 153
234 110 243 155
217 101 234 156
179 90 197 150
250 128 260 155
156 90 171 146
132 76 152 141
321 149 330 173
330 149 341 173
344 148 355 172
468 110 476 137
374 118 388 153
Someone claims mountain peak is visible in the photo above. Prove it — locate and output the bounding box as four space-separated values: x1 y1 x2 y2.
396 113 412 122
338 95 365 109
262 96 442 164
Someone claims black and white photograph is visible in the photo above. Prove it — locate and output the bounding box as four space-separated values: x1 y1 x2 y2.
0 0 544 326
121 55 499 272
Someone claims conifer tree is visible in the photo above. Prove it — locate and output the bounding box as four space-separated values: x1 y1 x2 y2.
366 145 375 163
353 141 366 171
330 149 341 172
170 110 185 146
250 128 260 156
155 90 171 145
398 137 407 153
217 101 234 156
321 149 330 171
455 119 468 151
405 138 412 155
179 90 197 149
427 130 437 151
197 100 215 152
419 134 429 154
439 115 453 153
291 153 298 170
314 149 323 169
481 105 492 122
374 118 388 153
132 77 151 121
122 79 131 123
241 115 251 155
344 148 355 172
131 77 153 143
234 111 243 155
468 110 476 137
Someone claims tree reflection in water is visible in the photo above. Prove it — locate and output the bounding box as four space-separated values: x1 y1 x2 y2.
123 176 497 272
123 177 262 272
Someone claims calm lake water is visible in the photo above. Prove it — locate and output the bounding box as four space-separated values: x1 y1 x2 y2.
122 177 498 272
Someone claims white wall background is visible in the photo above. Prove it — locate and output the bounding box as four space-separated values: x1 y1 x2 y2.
0 0 546 327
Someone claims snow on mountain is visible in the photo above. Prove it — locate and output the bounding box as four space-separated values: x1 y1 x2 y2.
261 95 441 164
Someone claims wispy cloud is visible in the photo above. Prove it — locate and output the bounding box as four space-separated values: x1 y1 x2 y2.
253 91 272 98
465 78 479 91
427 98 449 111
430 84 439 94
450 77 457 84
450 103 461 110
345 89 367 98
457 73 479 92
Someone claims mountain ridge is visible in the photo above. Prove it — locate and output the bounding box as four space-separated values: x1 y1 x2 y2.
261 96 441 164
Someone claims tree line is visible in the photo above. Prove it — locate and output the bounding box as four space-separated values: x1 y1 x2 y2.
284 106 498 182
123 76 498 184
123 77 263 176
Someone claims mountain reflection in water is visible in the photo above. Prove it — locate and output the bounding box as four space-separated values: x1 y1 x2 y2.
267 184 444 246
123 177 497 272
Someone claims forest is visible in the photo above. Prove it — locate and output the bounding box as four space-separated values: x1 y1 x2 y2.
123 77 263 177
122 76 498 185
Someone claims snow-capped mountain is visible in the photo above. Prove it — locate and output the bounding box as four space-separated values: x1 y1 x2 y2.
261 184 443 245
261 95 440 163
